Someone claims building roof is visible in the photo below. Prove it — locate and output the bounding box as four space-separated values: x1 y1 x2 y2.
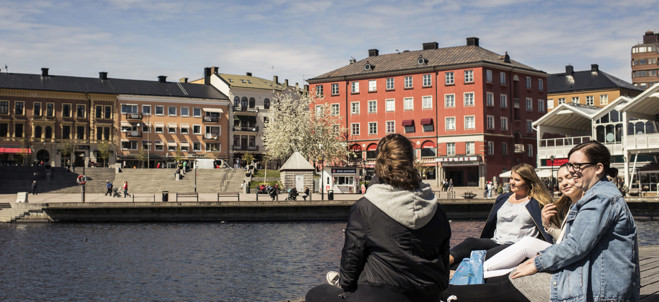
548 66 641 94
308 44 543 83
533 103 600 134
619 83 659 120
0 71 228 100
279 151 314 171
218 73 290 91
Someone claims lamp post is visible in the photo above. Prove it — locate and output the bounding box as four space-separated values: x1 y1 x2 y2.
137 116 150 168
319 143 324 201
550 155 555 196
194 159 198 193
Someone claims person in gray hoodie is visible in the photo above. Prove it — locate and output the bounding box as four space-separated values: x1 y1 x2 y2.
306 134 451 302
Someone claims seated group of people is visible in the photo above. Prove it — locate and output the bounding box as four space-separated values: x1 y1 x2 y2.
305 134 640 302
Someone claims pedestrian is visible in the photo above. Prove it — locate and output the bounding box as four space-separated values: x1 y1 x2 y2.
122 181 129 198
31 180 37 195
105 180 112 196
157 162 161 169
183 161 188 174
487 181 493 198
448 179 453 191
302 187 309 201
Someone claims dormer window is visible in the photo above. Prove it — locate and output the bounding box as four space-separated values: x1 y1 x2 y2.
417 55 427 65
364 61 373 71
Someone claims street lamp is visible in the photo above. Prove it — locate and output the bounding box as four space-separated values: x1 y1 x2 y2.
137 115 150 168
550 155 555 196
319 143 324 201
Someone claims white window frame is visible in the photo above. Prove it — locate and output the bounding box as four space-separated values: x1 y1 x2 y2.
331 103 340 116
445 94 455 108
466 142 475 155
386 120 395 133
168 106 177 116
501 117 509 131
527 144 534 157
445 72 454 85
351 82 359 93
404 76 413 88
486 70 493 83
193 124 202 134
447 142 456 156
526 97 533 111
464 70 474 83
486 92 494 107
403 97 414 110
368 122 377 135
464 92 475 106
538 79 544 91
422 95 432 109
193 142 202 152
331 83 339 95
487 115 495 130
351 123 360 136
351 102 360 114
142 104 151 116
526 76 532 89
586 95 594 106
422 74 432 87
500 94 508 108
559 98 566 105
526 120 534 133
488 141 495 155
385 99 395 112
193 107 201 117
386 78 394 90
547 99 554 110
155 105 164 116
600 95 609 105
168 125 177 134
180 106 190 117
500 72 506 85
445 117 456 131
368 100 377 113
368 80 377 92
572 97 579 104
538 99 545 113
465 115 475 130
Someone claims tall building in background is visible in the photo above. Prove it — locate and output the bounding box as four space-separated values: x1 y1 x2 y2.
631 30 659 89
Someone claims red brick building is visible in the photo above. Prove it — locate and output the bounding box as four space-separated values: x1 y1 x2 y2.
307 38 547 187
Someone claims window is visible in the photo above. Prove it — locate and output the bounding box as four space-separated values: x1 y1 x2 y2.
33 102 42 116
180 142 189 152
331 124 339 135
368 122 377 134
46 103 55 117
386 78 394 90
15 101 25 115
404 76 413 88
526 120 533 133
547 99 554 110
351 82 359 93
486 70 493 83
351 102 360 114
526 97 533 111
464 70 473 83
502 142 508 156
500 94 508 108
168 142 177 152
501 117 508 131
351 123 360 135
0 101 8 114
168 125 177 134
447 143 456 156
422 120 434 132
385 99 395 112
526 76 532 89
96 126 110 140
76 104 85 118
193 125 202 134
465 116 475 129
486 92 494 107
464 92 474 106
600 95 609 105
538 99 545 113
422 96 432 109
538 79 544 91
104 106 112 119
571 97 579 104
315 105 323 116
500 72 506 85
403 97 414 110
14 124 23 138
315 85 324 96
155 141 164 151
121 104 137 114
466 142 475 155
206 143 221 152
263 99 270 110
249 98 255 109
368 100 377 113
122 141 138 150
586 96 594 106
445 94 455 108
0 123 7 137
445 72 454 85
193 107 201 117
527 144 534 157
193 142 202 152
76 126 85 139
331 83 339 95
155 125 164 133
558 98 566 105
181 107 189 117
488 141 494 155
386 121 395 133
142 105 151 116
95 105 103 118
142 141 151 151
445 117 456 130
155 105 164 115
404 121 415 133
62 104 71 118
487 115 495 129
62 125 71 139
368 80 377 92
331 104 340 116
142 123 150 133
423 74 432 87
168 106 177 116
180 125 189 135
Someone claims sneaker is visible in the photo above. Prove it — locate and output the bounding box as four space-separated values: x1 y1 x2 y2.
326 271 340 288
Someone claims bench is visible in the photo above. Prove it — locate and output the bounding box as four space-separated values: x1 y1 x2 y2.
176 192 198 202
131 194 156 202
217 192 239 201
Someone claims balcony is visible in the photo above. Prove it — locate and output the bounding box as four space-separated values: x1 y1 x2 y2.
203 116 219 123
203 133 219 140
625 133 659 152
125 113 142 120
123 130 141 138
232 145 259 151
233 107 258 116
233 126 259 132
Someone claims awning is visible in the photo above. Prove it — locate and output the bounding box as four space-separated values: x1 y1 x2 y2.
421 141 436 148
120 121 132 126
167 141 177 146
179 142 190 147
420 118 433 125
168 123 178 127
203 108 224 113
402 119 414 126
180 124 189 128
367 144 378 151
155 123 165 127
155 141 164 145
0 147 31 154
350 144 362 151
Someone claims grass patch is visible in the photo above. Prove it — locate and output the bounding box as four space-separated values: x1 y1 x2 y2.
254 169 280 178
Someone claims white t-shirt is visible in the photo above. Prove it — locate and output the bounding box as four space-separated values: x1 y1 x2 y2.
492 199 539 245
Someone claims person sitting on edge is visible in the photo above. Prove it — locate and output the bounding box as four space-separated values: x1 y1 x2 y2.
305 134 451 302
510 140 640 302
449 163 554 268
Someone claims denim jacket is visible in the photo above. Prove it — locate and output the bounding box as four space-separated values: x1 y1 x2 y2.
534 179 640 302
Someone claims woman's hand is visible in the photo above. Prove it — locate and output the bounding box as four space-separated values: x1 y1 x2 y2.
510 257 538 279
541 203 557 228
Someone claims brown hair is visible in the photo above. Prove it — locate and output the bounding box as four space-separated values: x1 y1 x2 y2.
550 164 573 227
568 140 618 178
374 134 421 191
510 163 553 206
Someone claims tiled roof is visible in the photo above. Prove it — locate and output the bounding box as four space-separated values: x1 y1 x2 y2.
0 72 228 100
218 73 289 91
308 45 542 82
548 69 641 94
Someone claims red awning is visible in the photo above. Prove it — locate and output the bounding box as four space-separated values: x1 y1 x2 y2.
420 118 433 125
402 119 414 126
367 144 378 151
350 144 362 151
0 147 31 154
421 141 436 148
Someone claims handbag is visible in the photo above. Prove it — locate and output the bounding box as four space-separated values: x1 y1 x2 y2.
449 250 486 285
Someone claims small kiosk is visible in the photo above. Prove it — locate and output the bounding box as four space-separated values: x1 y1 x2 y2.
321 167 362 194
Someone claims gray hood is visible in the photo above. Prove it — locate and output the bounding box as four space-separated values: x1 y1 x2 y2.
364 182 438 230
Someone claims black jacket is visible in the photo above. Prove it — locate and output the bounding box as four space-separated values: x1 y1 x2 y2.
339 186 451 301
480 192 553 243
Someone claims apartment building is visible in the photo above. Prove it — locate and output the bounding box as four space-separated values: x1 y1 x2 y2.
631 31 659 89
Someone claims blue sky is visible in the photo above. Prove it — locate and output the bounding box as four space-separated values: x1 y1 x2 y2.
1 0 657 87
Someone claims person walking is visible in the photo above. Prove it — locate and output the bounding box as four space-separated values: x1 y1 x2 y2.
105 180 112 196
31 180 38 195
122 181 129 198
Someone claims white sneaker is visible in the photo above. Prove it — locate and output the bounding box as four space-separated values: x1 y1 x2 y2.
326 271 340 288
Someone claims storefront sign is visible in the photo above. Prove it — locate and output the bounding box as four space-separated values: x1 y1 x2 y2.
76 145 90 150
545 158 568 166
331 168 356 174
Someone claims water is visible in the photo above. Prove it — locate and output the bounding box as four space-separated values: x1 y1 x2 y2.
0 220 657 302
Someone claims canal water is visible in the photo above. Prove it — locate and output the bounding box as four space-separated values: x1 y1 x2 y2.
0 220 657 302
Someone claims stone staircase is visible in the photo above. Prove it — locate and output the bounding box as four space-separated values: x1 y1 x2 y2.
112 168 244 193
0 203 49 223
0 166 117 194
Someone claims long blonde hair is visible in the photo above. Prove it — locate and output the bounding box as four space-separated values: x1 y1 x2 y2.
511 163 553 206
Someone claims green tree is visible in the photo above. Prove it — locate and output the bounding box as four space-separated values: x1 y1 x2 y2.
58 142 73 166
97 142 114 167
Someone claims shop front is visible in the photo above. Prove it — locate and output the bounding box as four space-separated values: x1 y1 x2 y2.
321 167 362 194
438 156 483 187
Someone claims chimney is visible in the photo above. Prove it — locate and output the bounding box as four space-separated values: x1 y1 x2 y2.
643 31 659 44
349 58 356 64
466 37 479 46
273 75 279 84
41 68 49 77
204 67 211 85
591 64 599 72
503 52 510 63
565 65 574 75
285 79 289 86
422 42 438 50
158 75 167 83
99 72 108 80
368 49 379 57
210 66 219 74
246 72 252 77
179 77 188 83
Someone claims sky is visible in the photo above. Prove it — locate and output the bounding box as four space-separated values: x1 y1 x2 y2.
1 0 658 87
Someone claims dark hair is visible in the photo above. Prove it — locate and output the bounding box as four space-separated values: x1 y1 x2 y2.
374 134 421 190
550 164 573 227
568 141 618 178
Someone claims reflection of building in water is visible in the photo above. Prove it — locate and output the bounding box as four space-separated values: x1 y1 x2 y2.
535 84 659 195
